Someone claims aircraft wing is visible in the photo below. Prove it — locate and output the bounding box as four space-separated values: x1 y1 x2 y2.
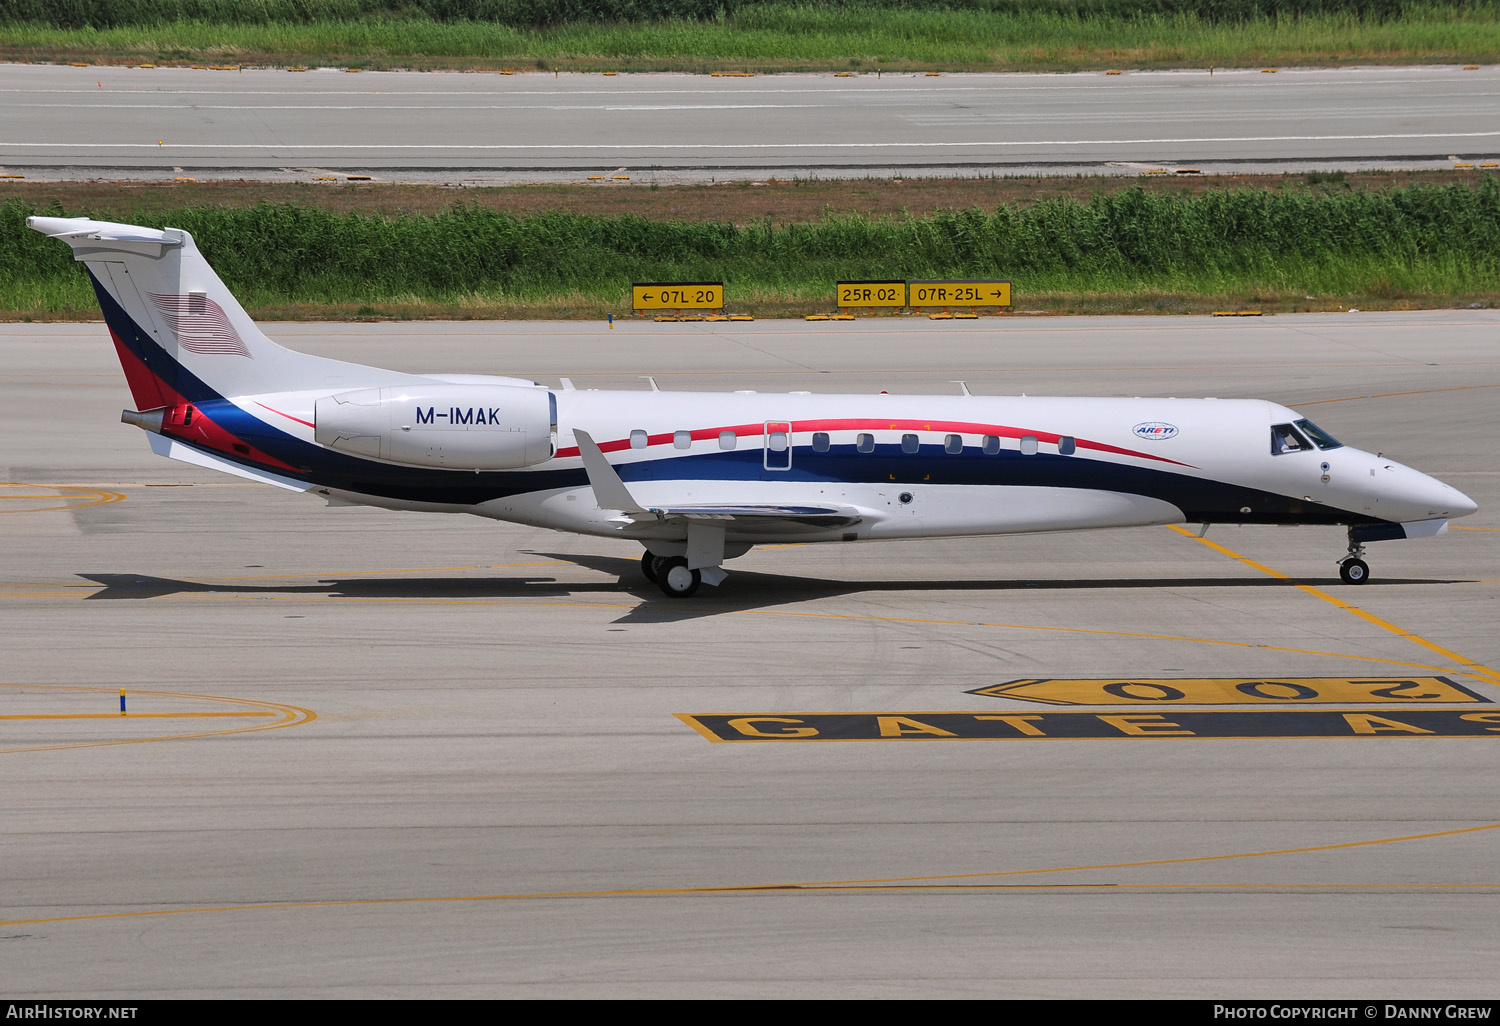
572 429 864 528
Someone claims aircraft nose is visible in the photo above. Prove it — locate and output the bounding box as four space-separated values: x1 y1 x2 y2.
1447 485 1479 518
1404 468 1477 520
1361 455 1479 521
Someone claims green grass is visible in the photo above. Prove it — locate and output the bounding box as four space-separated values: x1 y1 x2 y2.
4 3 1498 70
5 179 1498 318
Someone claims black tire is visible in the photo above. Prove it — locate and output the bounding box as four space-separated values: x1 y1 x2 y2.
656 556 701 598
1339 558 1370 585
640 550 659 583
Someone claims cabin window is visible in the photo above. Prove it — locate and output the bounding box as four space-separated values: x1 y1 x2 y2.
812 432 830 452
768 431 789 452
1058 436 1076 455
1020 435 1039 455
674 430 692 449
1271 423 1312 455
901 433 920 454
944 434 963 454
630 429 648 449
857 433 875 453
982 435 1000 455
1294 418 1343 450
719 431 737 450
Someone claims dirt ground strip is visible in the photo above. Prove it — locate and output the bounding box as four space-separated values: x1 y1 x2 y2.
5 170 1494 224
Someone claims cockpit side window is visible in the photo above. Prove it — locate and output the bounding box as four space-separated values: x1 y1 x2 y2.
1270 423 1313 455
1294 418 1344 450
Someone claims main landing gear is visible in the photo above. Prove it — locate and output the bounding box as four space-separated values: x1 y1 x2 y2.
640 526 738 598
1338 534 1370 585
640 551 701 598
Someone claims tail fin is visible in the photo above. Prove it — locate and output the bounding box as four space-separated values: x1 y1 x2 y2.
28 216 403 407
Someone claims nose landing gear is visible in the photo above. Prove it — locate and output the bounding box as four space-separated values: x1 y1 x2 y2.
1338 534 1370 585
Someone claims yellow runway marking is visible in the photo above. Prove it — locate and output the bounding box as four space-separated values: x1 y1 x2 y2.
0 684 315 755
7 537 1497 685
741 607 1470 679
1296 382 1500 406
0 481 125 514
1168 525 1500 686
3 821 1494 927
0 712 273 720
0 586 1477 679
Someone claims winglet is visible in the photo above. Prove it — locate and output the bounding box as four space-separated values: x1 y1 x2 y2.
572 429 645 513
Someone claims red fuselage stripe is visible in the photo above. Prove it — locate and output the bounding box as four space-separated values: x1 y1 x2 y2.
554 417 1192 467
255 402 315 429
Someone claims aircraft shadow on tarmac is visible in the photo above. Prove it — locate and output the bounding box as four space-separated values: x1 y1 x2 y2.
76 552 1462 623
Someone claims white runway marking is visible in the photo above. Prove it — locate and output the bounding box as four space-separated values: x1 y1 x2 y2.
7 102 831 111
9 131 1500 149
1 74 1489 98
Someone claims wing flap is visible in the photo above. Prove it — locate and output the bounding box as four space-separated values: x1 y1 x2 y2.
606 503 864 529
649 503 860 522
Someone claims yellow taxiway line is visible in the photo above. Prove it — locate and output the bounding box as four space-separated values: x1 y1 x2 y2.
1167 524 1500 686
0 684 315 755
0 712 272 720
3 821 1495 928
0 481 125 514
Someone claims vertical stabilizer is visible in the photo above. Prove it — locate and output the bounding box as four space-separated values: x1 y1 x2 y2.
28 216 419 405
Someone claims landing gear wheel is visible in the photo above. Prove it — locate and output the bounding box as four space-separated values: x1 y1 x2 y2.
640 550 662 583
1339 558 1370 585
656 556 701 598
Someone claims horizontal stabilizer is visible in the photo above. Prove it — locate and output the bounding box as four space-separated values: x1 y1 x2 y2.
27 217 184 246
147 433 311 493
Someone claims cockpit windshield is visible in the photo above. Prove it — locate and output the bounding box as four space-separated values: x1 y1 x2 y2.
1294 418 1344 450
1271 423 1313 455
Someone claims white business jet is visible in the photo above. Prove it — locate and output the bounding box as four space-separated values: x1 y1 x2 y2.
29 216 1477 597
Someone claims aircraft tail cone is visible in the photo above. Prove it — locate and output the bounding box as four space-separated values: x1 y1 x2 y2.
121 407 165 432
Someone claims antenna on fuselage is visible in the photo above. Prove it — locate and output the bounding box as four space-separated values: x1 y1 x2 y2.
641 376 660 392
952 380 973 397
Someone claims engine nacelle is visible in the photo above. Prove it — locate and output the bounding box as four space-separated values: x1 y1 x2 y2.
314 385 556 470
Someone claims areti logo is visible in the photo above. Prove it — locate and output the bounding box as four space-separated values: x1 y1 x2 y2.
1133 422 1179 440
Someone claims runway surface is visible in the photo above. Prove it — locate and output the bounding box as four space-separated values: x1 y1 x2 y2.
3 63 1498 183
2 312 1499 997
